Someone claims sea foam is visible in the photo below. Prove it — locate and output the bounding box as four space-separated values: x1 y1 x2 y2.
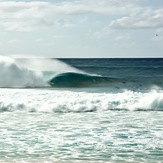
0 88 163 112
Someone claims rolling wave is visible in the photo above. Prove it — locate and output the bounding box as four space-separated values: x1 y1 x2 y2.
0 56 162 90
48 72 163 90
48 72 126 87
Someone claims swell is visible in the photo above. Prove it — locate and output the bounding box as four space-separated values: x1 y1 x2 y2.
48 72 163 89
75 66 163 78
0 56 162 89
49 72 126 87
75 65 163 69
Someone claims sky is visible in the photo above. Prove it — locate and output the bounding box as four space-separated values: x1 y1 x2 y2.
0 0 163 58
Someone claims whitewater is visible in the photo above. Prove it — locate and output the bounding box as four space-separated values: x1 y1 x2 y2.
0 56 163 163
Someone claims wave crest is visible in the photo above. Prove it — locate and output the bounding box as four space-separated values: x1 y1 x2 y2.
0 56 44 87
0 56 79 88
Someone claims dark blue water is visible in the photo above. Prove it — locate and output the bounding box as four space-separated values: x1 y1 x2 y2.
48 58 163 89
59 58 163 78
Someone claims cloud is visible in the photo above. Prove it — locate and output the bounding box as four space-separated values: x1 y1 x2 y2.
0 0 162 32
0 1 75 31
8 39 19 43
0 0 142 17
115 35 130 41
59 0 140 15
109 8 163 29
0 0 144 31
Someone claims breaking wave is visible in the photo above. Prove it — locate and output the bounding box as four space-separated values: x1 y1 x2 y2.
49 72 121 87
0 56 162 91
0 89 163 112
49 72 163 91
0 56 79 88
0 56 44 87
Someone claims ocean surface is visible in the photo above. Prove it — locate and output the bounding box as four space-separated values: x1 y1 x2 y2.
0 57 163 163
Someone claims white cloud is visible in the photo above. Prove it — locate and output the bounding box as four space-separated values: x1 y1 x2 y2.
0 20 36 31
0 0 162 32
109 8 163 29
36 38 43 42
0 0 144 31
0 0 142 17
0 1 75 31
115 35 130 41
61 0 140 15
43 42 55 47
8 39 18 43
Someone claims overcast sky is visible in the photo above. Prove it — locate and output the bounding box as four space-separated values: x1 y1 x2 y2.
0 0 163 58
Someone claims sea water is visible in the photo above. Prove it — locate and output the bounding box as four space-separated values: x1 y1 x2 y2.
0 57 163 163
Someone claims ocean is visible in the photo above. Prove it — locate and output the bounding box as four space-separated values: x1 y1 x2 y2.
0 57 163 163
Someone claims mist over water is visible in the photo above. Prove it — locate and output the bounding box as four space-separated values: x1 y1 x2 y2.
15 58 80 72
0 56 79 87
0 56 43 87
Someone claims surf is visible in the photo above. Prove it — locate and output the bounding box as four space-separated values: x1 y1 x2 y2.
0 56 44 87
0 56 80 88
48 72 163 92
0 56 162 91
0 88 163 112
48 72 119 87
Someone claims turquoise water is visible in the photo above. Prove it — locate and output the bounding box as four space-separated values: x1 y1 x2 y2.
0 58 163 162
0 108 163 163
0 88 163 163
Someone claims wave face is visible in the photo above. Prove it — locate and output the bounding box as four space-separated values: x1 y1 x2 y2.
49 72 163 90
49 72 119 87
51 58 163 90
